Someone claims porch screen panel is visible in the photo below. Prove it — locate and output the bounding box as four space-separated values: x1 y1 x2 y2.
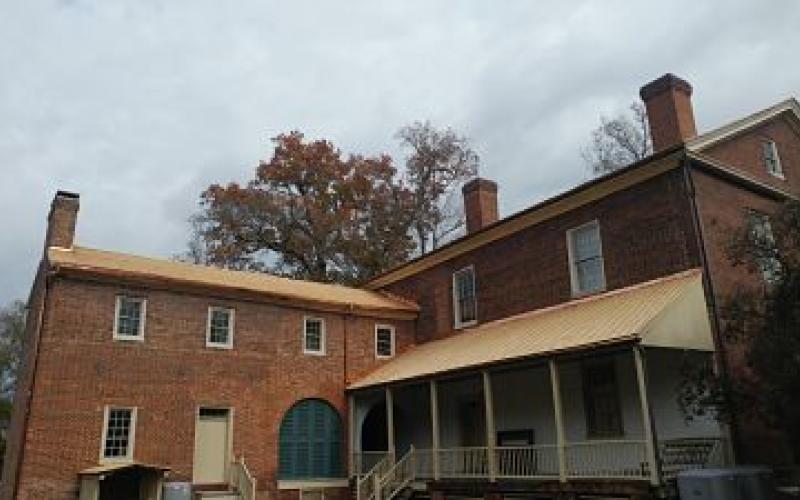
582 361 623 438
279 399 343 479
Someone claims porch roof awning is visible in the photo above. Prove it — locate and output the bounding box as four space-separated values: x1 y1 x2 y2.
349 269 712 390
79 462 170 476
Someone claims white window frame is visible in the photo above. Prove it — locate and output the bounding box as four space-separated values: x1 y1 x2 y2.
566 220 607 297
374 324 396 359
100 406 137 463
112 295 146 342
749 211 781 283
206 306 235 349
452 265 478 329
303 316 326 356
763 140 785 179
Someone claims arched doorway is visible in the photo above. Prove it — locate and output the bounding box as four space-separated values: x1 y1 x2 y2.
361 403 388 452
278 399 344 479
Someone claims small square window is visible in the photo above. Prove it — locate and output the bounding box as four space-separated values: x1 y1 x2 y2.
567 221 606 296
453 266 477 329
114 296 145 340
375 325 395 358
303 317 325 355
207 307 234 348
763 140 784 178
101 407 136 461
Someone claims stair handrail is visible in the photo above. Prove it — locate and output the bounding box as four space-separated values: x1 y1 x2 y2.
378 445 416 500
357 454 390 500
231 455 257 500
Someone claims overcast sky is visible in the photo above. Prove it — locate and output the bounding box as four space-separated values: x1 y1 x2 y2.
1 1 799 305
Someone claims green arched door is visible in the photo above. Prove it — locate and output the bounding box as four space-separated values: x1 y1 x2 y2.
279 399 344 479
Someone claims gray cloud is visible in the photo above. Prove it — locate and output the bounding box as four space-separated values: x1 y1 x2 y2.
2 0 800 304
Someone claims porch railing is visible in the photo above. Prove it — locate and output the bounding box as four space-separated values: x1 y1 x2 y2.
496 445 560 479
352 437 724 486
564 440 650 479
437 447 490 478
230 456 256 500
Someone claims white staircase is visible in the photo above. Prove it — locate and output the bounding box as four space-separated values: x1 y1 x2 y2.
357 447 417 500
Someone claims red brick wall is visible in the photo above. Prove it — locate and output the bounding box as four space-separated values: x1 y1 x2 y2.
690 167 794 465
6 278 414 500
703 117 800 194
383 169 701 343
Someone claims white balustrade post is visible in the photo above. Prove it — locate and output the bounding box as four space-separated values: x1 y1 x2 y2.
373 472 382 500
482 370 497 481
430 380 441 480
385 387 396 463
634 345 661 486
549 359 567 483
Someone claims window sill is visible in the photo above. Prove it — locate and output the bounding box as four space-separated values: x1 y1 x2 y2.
375 354 394 360
206 342 233 350
277 479 348 490
112 335 144 342
303 350 326 356
454 320 477 330
768 171 786 180
570 286 607 299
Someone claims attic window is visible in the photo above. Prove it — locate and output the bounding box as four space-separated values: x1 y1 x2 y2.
763 140 784 178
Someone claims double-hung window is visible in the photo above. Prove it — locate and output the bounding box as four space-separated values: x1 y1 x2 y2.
748 211 781 283
567 221 606 296
303 317 325 355
763 140 784 178
101 406 136 462
207 307 234 349
375 324 395 358
452 266 477 328
114 295 145 341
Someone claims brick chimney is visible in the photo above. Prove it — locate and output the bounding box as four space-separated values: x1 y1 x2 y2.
462 178 498 234
639 73 697 151
45 191 80 249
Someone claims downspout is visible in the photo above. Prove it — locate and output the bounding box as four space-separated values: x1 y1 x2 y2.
11 266 55 499
680 153 740 463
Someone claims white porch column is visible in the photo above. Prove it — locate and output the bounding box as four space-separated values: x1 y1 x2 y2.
549 359 567 483
634 345 661 486
429 380 441 480
385 387 396 462
348 393 356 477
482 370 497 481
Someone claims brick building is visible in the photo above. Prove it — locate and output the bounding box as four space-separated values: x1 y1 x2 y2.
2 74 798 500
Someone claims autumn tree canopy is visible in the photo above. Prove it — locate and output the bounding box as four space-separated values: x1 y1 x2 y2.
191 132 416 284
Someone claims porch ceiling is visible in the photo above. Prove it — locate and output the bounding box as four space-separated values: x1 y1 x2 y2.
349 269 712 390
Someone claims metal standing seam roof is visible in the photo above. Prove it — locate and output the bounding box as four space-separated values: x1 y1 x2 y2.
349 269 712 390
47 246 419 316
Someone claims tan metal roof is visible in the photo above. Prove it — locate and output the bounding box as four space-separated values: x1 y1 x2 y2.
349 269 711 389
48 246 418 317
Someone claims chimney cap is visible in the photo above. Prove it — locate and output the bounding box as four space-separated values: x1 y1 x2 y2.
55 190 80 200
639 73 693 101
462 177 498 194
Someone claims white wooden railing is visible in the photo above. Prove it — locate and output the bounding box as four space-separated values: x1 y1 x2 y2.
495 445 560 479
378 446 416 500
356 454 390 500
230 456 257 500
565 440 649 479
353 437 723 488
437 447 489 478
